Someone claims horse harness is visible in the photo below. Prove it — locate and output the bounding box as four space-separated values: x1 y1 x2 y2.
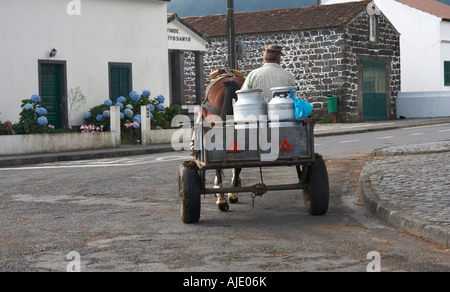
201 68 245 116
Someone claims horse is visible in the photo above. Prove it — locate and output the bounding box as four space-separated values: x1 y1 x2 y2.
201 67 245 211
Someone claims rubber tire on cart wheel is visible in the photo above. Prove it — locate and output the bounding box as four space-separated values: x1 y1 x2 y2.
178 163 201 223
303 156 329 215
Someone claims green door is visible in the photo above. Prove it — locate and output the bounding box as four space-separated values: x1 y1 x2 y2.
363 60 387 120
40 64 62 128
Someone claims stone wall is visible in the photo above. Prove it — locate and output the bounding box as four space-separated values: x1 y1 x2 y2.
183 10 400 122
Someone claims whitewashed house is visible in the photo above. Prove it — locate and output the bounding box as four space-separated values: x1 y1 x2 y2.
322 0 450 118
0 0 171 128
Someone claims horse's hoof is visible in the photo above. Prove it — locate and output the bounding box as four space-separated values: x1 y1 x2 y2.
217 202 229 211
228 193 239 204
229 197 239 204
229 198 239 204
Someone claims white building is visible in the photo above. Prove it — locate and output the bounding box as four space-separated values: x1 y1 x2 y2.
0 0 171 128
322 0 450 118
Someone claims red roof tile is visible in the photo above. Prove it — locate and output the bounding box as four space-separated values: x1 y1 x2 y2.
396 0 450 20
182 0 372 37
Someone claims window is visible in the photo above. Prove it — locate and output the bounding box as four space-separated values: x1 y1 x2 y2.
109 63 132 102
369 15 377 42
445 61 450 86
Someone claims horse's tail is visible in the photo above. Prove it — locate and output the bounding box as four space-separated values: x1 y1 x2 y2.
221 81 239 119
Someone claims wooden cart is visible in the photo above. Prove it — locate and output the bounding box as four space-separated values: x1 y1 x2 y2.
178 118 329 223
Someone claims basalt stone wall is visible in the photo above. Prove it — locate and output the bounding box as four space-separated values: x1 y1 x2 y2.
183 11 400 122
344 12 401 122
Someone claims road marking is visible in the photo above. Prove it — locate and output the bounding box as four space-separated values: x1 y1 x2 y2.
403 123 450 130
438 129 450 133
0 155 191 171
410 133 424 136
376 136 394 140
339 140 360 143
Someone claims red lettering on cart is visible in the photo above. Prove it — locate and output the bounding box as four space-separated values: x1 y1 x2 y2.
227 139 243 153
280 138 293 151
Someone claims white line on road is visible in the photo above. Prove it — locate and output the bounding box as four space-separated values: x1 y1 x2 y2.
376 136 394 139
410 133 424 136
0 155 192 171
438 129 450 133
339 140 360 143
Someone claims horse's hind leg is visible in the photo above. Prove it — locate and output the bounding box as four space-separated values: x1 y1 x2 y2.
228 168 241 204
215 169 229 211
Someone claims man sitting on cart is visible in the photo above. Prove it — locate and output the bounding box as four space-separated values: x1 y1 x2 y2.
240 44 296 102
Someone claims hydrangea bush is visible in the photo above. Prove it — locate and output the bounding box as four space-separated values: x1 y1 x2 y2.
0 120 15 135
13 95 57 134
82 90 180 144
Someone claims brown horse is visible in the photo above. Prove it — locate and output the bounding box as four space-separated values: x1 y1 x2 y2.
201 68 245 211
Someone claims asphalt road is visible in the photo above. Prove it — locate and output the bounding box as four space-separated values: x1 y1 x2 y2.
0 124 449 272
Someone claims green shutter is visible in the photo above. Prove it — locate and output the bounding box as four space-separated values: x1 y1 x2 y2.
445 61 450 86
110 64 131 102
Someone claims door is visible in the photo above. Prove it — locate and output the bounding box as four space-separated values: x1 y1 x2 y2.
40 64 63 128
363 60 387 120
169 51 184 106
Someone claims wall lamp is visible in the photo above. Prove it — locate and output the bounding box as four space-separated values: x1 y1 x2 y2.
49 48 57 58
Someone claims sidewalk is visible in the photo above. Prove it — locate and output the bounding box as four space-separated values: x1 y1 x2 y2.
1 117 449 247
360 141 450 248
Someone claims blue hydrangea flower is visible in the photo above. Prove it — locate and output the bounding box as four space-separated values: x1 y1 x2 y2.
102 110 110 118
96 114 103 121
37 116 48 126
150 113 153 120
24 103 34 110
120 113 125 120
148 104 155 112
31 94 41 103
157 104 165 111
142 90 151 97
115 102 123 109
157 95 165 104
133 116 141 124
124 108 133 118
117 96 127 103
129 91 140 102
104 99 112 106
37 107 47 115
126 104 133 109
84 113 91 119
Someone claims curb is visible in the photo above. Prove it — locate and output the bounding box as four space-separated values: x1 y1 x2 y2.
314 125 399 137
314 117 450 138
360 157 450 248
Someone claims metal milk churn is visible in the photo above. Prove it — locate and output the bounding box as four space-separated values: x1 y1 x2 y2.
268 86 297 128
233 89 267 129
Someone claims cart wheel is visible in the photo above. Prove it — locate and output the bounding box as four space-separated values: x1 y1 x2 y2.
178 162 201 223
303 156 329 215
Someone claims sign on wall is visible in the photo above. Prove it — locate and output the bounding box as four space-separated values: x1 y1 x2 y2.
167 19 208 52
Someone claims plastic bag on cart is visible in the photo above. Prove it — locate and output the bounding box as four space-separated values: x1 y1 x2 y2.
289 89 313 120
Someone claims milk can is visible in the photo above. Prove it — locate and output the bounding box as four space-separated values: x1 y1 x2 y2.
268 86 297 128
233 89 267 129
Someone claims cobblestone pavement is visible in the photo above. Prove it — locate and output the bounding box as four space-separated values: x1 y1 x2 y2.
361 141 450 247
